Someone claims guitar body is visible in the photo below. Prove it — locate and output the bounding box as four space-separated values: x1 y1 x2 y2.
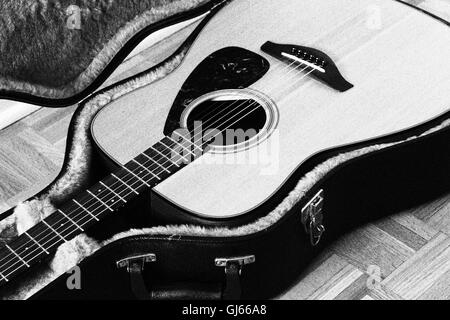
3 0 450 300
92 0 450 221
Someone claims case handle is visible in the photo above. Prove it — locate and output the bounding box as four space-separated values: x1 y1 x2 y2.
215 255 255 300
116 253 255 300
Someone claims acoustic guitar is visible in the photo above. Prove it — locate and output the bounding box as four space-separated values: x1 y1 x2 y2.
1 0 450 290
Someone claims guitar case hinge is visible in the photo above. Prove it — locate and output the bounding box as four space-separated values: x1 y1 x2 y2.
215 255 255 300
116 253 255 300
301 189 326 246
116 253 156 300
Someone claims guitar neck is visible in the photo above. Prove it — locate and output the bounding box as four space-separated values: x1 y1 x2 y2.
0 135 204 288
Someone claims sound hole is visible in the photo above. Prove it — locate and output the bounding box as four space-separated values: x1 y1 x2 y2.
185 96 267 147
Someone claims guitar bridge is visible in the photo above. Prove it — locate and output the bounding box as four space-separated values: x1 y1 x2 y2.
261 41 353 92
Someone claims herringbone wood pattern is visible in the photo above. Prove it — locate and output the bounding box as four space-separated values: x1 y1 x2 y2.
0 0 448 299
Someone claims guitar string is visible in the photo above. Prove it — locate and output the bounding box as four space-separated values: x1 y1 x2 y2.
190 65 313 142
0 60 307 265
0 58 320 278
170 59 295 125
176 59 299 128
0 59 318 278
186 63 312 141
0 60 308 277
165 62 312 155
0 59 317 278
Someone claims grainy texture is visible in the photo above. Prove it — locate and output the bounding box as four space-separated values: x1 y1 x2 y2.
0 0 449 300
92 0 450 219
0 21 197 212
0 0 210 98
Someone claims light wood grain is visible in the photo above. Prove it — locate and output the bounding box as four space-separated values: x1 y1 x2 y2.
332 224 416 278
0 22 200 213
381 233 450 299
0 0 448 300
0 109 72 207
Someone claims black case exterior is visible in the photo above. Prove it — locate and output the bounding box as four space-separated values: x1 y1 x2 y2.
30 114 450 300
0 0 448 301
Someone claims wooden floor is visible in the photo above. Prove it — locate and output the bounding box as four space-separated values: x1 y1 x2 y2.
0 0 449 300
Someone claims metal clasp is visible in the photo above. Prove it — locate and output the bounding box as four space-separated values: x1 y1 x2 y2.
116 253 156 272
215 255 255 300
215 255 255 274
301 189 325 246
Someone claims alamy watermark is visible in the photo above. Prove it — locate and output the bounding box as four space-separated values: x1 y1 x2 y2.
66 1 114 30
168 121 280 175
366 5 383 30
66 266 81 290
366 264 382 291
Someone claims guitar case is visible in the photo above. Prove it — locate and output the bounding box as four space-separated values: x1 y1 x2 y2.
0 0 217 107
0 0 449 299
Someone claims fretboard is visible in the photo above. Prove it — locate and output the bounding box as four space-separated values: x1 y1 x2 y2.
0 134 204 288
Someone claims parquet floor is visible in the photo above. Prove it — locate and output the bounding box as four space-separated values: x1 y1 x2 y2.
0 0 449 300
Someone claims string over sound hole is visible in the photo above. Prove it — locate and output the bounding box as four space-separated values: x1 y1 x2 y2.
179 89 279 154
186 97 266 146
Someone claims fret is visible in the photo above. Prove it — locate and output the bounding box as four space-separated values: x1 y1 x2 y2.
41 219 67 243
58 209 84 232
4 244 29 268
0 271 8 282
0 136 214 289
0 233 48 283
132 158 161 180
51 208 86 234
87 190 114 211
0 136 215 290
167 136 197 157
90 184 123 208
111 173 139 194
140 152 171 173
172 131 203 153
121 165 151 187
10 233 45 265
148 145 180 168
100 181 127 203
86 183 122 211
24 231 49 254
73 199 100 221
159 139 189 163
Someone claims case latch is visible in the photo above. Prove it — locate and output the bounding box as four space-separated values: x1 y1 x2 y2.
116 253 156 272
301 189 325 246
215 255 255 300
116 253 157 300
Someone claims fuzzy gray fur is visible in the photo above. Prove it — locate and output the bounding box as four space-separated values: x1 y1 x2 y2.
0 0 210 99
2 116 449 299
1 0 450 299
0 36 191 300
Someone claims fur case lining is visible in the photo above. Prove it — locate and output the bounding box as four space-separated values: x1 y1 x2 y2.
0 37 190 300
2 110 449 299
0 0 210 99
1 1 450 298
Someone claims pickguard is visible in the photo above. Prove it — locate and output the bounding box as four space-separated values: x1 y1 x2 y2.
163 46 270 135
91 0 450 220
